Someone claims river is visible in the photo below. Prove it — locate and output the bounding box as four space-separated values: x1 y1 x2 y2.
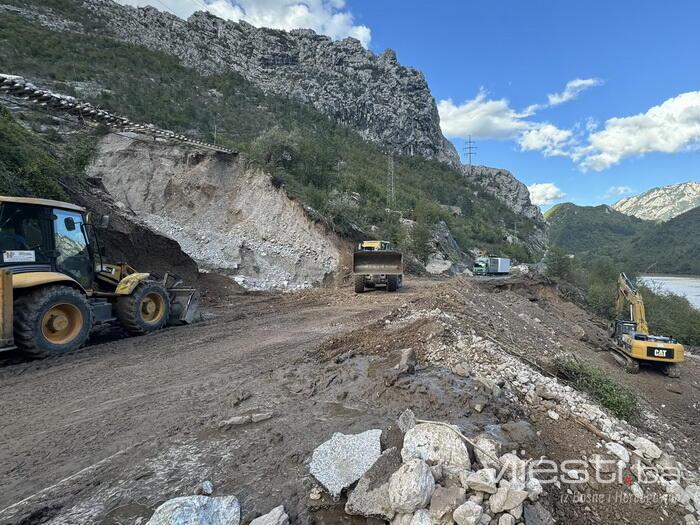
640 275 700 310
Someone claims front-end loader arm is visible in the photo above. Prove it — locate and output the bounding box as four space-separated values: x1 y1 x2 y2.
0 270 14 351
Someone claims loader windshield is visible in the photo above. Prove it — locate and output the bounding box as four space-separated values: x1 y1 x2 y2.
0 202 53 266
53 208 92 288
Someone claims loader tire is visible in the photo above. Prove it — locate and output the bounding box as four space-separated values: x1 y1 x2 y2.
354 275 366 294
387 274 399 292
14 285 93 358
116 281 170 335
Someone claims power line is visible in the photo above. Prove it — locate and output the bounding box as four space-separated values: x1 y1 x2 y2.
463 135 477 176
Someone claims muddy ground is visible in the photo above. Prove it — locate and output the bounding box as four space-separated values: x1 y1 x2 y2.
0 276 698 524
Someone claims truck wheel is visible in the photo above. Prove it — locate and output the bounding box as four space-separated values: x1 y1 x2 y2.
387 275 399 292
14 285 93 357
354 275 366 293
116 281 170 335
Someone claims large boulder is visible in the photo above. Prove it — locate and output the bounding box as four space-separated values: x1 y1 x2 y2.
402 423 472 475
249 505 288 525
310 429 382 497
345 447 402 520
388 459 435 513
146 496 240 525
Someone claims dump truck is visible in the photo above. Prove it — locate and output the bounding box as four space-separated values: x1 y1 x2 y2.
353 240 403 293
610 272 683 376
473 256 511 276
0 196 199 357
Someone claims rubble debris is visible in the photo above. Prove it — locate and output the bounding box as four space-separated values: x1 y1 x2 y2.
193 480 214 496
345 447 402 520
401 423 472 475
429 485 467 523
309 429 382 498
452 500 483 525
249 505 289 525
145 495 240 525
388 459 435 513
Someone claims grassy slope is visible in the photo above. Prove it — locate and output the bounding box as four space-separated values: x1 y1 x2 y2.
0 4 541 262
546 202 700 275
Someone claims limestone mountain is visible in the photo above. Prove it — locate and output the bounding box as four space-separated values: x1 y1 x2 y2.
16 0 459 167
612 181 700 222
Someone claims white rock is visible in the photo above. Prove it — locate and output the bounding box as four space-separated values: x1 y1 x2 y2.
429 485 466 523
391 514 413 525
499 453 527 482
685 484 700 512
389 459 435 513
309 429 382 497
630 483 644 500
627 436 662 460
474 435 501 469
526 477 543 501
410 509 432 525
604 442 630 463
146 496 240 525
402 423 471 475
489 486 529 514
547 410 559 421
498 513 515 525
509 503 523 520
249 505 289 525
345 447 401 520
667 480 691 506
684 514 699 525
461 469 497 494
452 501 483 525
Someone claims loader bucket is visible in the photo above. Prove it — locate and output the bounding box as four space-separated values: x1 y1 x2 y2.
353 250 403 274
168 287 201 325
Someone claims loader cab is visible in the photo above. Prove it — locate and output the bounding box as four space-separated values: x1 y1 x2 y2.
0 197 97 289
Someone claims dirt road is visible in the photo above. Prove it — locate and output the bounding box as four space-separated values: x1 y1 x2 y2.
1 276 697 525
0 280 454 524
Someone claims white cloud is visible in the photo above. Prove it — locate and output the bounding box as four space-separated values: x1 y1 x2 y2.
437 89 532 140
547 78 602 106
604 185 634 198
527 183 567 206
518 124 574 157
576 91 700 171
115 0 371 47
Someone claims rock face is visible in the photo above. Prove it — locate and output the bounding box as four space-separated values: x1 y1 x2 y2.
74 0 459 167
146 495 240 525
90 133 340 290
463 165 547 252
613 181 700 222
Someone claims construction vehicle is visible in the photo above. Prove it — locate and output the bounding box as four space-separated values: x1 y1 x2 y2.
0 196 199 357
473 256 511 276
611 272 683 376
353 240 403 293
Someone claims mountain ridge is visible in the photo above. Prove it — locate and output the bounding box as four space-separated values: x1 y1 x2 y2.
612 181 700 222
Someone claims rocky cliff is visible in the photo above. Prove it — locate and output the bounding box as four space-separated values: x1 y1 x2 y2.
463 165 547 252
88 133 340 290
68 0 459 167
612 181 700 222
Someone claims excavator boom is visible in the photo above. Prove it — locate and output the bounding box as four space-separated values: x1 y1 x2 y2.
616 273 649 334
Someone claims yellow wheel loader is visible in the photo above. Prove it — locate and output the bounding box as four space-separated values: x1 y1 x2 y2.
611 273 683 377
0 196 200 357
353 240 403 293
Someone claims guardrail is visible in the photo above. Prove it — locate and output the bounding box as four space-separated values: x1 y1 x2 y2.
0 73 237 155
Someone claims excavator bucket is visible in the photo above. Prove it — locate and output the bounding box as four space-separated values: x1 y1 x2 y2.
353 250 403 274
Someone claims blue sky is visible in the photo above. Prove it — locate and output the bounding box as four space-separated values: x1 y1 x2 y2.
119 0 700 209
346 0 700 208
